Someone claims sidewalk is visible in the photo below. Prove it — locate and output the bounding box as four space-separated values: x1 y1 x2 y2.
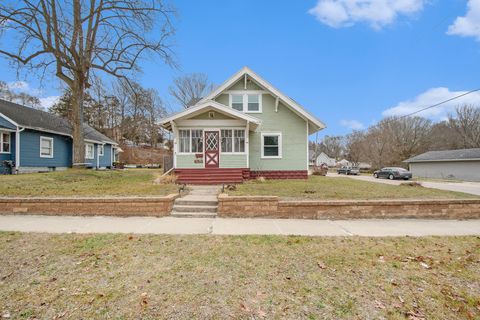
1 215 479 236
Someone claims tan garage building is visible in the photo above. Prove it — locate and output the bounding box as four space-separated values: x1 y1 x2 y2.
404 148 480 182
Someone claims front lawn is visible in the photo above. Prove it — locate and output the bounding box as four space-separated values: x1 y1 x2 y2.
0 233 478 319
0 169 177 197
228 176 476 200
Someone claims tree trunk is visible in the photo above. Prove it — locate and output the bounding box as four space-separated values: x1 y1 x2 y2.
71 81 86 165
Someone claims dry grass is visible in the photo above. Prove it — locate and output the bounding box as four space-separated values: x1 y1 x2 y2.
229 176 477 200
0 232 478 319
0 169 178 197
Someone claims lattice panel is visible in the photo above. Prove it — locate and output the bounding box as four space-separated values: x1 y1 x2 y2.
205 132 218 151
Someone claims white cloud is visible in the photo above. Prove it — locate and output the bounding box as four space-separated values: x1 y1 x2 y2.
382 87 480 120
39 96 60 110
447 0 480 40
308 0 426 29
340 119 365 130
7 81 30 91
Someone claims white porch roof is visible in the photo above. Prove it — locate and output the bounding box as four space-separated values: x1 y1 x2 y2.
160 100 261 131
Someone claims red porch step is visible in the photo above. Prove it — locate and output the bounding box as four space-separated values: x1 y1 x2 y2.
174 168 248 185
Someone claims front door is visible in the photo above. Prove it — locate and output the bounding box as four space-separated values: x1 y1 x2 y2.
204 131 219 168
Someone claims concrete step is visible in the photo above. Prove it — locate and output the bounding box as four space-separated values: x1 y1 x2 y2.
170 211 217 218
175 199 218 206
172 205 217 213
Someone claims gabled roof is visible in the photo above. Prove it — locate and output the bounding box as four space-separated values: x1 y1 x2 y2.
160 100 262 131
0 99 116 144
200 66 326 134
404 148 480 163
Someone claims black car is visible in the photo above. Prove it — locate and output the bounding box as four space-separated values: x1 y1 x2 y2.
373 167 412 180
337 166 360 175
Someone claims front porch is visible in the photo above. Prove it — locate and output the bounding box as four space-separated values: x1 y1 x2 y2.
174 168 251 185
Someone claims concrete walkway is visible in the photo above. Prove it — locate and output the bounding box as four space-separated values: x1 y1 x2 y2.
1 215 479 236
327 173 480 196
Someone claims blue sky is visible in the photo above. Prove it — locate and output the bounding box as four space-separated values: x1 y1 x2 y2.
2 0 480 139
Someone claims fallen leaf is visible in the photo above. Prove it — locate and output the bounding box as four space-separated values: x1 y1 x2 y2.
420 262 431 269
374 300 386 309
317 262 326 269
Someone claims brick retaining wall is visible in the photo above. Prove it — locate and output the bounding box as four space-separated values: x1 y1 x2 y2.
0 194 178 217
218 194 480 219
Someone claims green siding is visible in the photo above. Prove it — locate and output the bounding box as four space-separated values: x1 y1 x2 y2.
176 154 203 168
220 154 247 168
248 95 308 170
215 94 229 106
228 78 262 90
188 111 235 120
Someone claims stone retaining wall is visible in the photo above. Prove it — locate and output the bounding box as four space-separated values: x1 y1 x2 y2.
218 194 480 219
0 194 178 217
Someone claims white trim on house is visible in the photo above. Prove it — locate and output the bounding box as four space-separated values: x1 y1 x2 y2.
306 120 309 170
199 66 326 133
160 100 261 131
85 143 95 160
175 119 247 127
39 136 54 158
261 132 282 159
0 130 11 154
246 122 250 168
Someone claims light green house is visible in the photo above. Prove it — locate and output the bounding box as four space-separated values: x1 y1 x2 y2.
160 67 326 184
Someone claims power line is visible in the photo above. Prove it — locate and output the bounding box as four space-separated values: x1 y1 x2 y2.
397 88 480 119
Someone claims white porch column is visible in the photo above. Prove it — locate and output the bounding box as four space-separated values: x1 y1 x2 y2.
170 121 177 169
246 121 249 168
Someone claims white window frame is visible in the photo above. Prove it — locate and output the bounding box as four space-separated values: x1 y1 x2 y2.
220 128 246 154
261 132 282 159
0 131 11 154
178 128 204 154
39 136 54 158
85 143 95 160
98 144 104 157
228 92 262 113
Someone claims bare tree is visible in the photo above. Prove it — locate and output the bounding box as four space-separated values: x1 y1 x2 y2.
0 81 41 108
0 0 175 163
318 135 345 160
169 73 214 108
448 105 480 148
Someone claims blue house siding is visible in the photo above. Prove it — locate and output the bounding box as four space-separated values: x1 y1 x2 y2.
0 116 16 130
19 129 72 168
99 144 112 167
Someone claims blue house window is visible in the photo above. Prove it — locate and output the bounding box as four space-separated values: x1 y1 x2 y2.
85 143 95 159
40 136 54 158
0 132 10 153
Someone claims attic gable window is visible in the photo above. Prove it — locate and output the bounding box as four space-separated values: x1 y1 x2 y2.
231 94 243 111
229 93 262 113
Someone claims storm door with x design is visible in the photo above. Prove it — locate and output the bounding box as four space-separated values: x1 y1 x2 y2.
204 131 219 168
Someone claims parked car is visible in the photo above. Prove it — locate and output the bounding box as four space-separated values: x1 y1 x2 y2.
337 166 360 175
373 167 412 180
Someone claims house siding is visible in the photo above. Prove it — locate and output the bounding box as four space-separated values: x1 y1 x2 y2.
220 154 247 168
0 116 16 130
176 154 203 168
19 129 72 168
409 161 480 182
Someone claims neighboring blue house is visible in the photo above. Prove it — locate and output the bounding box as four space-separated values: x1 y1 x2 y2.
0 99 118 174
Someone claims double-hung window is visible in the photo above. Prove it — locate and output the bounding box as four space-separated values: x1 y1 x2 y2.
229 93 262 113
221 129 245 153
40 136 54 158
85 143 95 159
261 133 282 158
191 129 203 153
0 132 10 154
179 129 203 153
98 145 104 157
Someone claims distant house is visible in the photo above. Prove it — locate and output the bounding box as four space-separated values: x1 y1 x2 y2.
309 151 336 167
336 159 351 167
404 148 480 182
0 99 118 174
